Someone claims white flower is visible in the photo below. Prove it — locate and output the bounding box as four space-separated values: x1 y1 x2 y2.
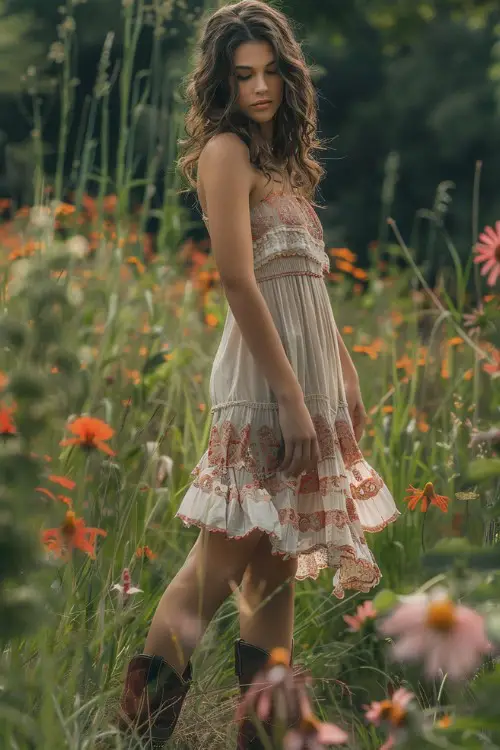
29 205 53 230
66 235 89 259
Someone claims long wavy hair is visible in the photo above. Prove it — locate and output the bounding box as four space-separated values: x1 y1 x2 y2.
176 0 330 207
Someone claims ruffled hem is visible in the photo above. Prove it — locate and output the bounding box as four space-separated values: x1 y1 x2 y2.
175 401 400 599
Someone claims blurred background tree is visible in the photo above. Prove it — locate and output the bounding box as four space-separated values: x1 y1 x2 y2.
0 0 499 280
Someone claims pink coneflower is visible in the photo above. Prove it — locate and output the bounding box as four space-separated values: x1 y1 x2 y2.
236 647 311 730
379 588 491 679
283 691 348 748
343 600 377 632
473 221 500 287
364 688 414 750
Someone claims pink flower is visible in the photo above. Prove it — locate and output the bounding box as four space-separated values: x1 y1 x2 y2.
343 600 377 632
462 303 486 336
473 221 500 287
235 647 311 729
283 691 348 748
379 588 491 680
364 688 414 750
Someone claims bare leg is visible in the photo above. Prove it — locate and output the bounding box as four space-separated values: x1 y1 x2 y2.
239 534 298 653
143 528 264 675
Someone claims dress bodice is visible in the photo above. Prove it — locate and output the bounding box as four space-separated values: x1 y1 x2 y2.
202 192 330 279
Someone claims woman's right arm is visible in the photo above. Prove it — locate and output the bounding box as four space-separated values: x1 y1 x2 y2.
199 133 302 405
198 133 319 476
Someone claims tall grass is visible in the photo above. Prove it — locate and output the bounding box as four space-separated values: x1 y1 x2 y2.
0 2 498 749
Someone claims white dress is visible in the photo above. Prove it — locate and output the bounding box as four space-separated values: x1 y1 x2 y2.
175 191 399 598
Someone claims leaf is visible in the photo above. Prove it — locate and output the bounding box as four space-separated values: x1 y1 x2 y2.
467 458 500 482
372 589 398 615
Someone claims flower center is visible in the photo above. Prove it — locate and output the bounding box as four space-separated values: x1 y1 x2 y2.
61 510 77 538
267 647 290 666
495 243 500 263
426 599 456 631
379 700 407 727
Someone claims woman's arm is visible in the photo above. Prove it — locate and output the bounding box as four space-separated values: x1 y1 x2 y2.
198 133 303 405
336 329 359 384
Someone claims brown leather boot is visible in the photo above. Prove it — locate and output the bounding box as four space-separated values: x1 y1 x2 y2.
117 653 193 749
235 638 296 750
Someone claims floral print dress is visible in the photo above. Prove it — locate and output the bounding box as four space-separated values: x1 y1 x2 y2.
175 191 399 598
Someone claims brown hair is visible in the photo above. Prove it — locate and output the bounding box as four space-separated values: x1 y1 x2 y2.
176 0 330 206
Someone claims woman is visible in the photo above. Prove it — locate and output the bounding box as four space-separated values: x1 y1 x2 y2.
118 2 399 747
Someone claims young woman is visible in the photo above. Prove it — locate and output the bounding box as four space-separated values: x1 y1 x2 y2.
118 1 399 747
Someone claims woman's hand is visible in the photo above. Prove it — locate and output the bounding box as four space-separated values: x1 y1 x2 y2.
344 376 367 443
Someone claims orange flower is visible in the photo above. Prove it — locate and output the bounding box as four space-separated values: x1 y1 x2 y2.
60 416 116 456
0 403 16 435
483 348 500 378
205 313 218 327
36 487 72 507
404 482 449 513
42 510 106 560
48 475 76 490
136 545 157 560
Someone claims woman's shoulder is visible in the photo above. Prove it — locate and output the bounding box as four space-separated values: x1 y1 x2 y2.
200 131 251 164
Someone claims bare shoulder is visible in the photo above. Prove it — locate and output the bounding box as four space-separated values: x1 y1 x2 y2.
198 133 254 201
199 132 250 169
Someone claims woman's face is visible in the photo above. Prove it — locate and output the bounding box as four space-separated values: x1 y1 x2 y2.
230 40 284 126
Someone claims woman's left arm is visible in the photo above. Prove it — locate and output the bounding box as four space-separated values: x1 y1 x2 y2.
336 329 367 442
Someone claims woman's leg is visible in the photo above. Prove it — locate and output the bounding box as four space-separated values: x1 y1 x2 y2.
144 528 264 674
238 534 298 653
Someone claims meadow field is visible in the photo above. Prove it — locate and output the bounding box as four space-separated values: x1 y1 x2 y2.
1 2 500 748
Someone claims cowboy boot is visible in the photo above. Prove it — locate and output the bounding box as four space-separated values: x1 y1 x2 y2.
235 638 297 750
117 653 193 749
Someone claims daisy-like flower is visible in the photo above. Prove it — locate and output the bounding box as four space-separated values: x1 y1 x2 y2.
60 416 116 456
473 221 500 287
111 567 143 602
379 587 491 680
41 510 107 561
283 691 348 749
343 600 377 632
364 688 414 750
403 482 449 512
236 647 311 733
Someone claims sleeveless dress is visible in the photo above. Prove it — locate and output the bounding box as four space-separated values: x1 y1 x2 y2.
175 191 399 599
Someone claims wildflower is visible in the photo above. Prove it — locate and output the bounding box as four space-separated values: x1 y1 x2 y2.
29 205 53 230
470 427 500 449
483 348 500 378
47 476 74 494
473 221 500 287
60 416 116 456
36 487 72 507
463 303 486 336
343 600 377 632
403 482 449 513
283 691 348 748
126 256 145 274
42 510 107 560
66 235 89 258
364 688 414 750
236 647 311 732
379 587 491 679
436 714 453 728
0 403 16 436
111 567 143 602
136 545 157 560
